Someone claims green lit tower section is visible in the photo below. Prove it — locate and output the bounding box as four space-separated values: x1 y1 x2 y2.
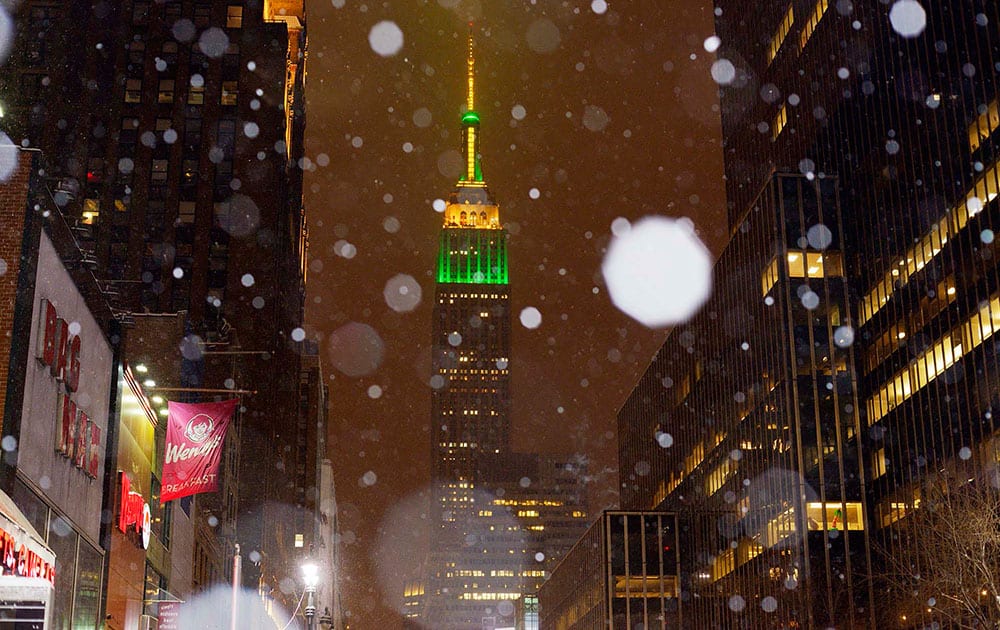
425 30 514 628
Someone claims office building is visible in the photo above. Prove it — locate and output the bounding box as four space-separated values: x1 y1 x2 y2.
618 1 1000 627
538 511 679 630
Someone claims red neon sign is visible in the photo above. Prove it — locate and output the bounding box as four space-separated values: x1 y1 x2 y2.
118 473 151 549
0 528 55 584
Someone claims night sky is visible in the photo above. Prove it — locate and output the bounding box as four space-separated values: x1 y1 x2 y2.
300 1 725 626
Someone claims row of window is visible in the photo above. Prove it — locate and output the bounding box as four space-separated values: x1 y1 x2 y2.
126 79 238 105
132 3 243 28
867 294 1000 424
859 150 1000 327
768 0 829 66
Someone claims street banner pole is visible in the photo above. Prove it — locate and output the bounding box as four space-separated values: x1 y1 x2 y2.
231 543 241 630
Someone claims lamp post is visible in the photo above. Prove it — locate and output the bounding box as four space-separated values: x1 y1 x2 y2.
301 562 319 630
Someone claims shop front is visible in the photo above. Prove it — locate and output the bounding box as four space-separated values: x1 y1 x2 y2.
0 489 57 627
104 365 157 630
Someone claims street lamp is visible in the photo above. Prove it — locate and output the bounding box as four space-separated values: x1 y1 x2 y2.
301 562 319 630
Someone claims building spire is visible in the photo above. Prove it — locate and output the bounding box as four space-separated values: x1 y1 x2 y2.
466 24 475 113
460 22 483 184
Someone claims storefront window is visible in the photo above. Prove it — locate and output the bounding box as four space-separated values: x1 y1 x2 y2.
143 562 167 619
11 479 48 535
47 516 78 630
73 539 103 629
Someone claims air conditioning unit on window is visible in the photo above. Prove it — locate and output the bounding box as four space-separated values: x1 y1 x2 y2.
139 614 159 630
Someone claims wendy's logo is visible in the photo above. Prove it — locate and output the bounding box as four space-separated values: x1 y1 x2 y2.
184 413 215 443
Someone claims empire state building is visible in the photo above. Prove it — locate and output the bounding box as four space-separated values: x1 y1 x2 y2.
417 32 589 630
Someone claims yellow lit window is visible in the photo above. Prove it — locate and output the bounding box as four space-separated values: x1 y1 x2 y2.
805 502 863 530
764 507 796 548
772 104 788 140
227 5 243 28
684 441 705 476
294 533 304 548
767 4 795 65
969 98 1000 153
878 489 921 528
784 250 843 279
710 548 735 582
516 510 538 518
859 159 999 326
221 81 238 106
188 84 205 105
786 250 805 277
125 79 142 103
158 79 174 104
705 458 736 496
798 0 829 51
761 255 780 296
872 448 887 480
868 296 1000 424
81 199 100 225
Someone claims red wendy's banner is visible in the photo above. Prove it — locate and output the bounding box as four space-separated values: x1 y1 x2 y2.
162 399 237 503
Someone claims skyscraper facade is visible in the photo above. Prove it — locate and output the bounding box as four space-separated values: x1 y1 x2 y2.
617 1 1000 627
424 36 589 629
426 34 514 628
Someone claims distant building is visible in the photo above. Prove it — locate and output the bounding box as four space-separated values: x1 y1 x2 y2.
422 34 589 628
538 512 679 630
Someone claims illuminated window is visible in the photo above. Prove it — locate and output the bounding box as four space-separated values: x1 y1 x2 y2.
125 78 142 103
872 449 887 480
221 81 238 106
859 159 999 326
227 5 243 28
878 488 921 528
516 510 538 518
767 4 795 65
704 458 736 496
81 199 100 225
710 548 735 582
798 0 829 51
764 507 796 548
158 79 174 104
772 104 788 140
805 502 863 530
868 296 1000 424
294 534 304 548
761 255 780 296
188 84 205 105
684 441 705 476
969 98 1000 153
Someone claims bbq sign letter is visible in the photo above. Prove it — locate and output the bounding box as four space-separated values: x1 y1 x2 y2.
161 399 236 502
36 299 101 478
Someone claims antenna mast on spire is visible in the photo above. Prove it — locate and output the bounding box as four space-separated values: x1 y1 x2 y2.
466 22 475 113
